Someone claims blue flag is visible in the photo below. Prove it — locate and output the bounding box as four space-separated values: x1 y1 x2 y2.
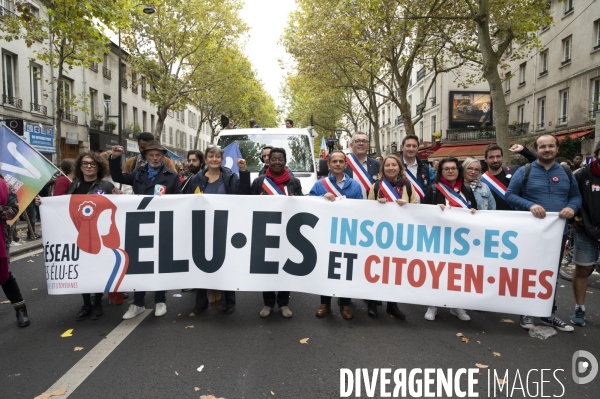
222 142 243 175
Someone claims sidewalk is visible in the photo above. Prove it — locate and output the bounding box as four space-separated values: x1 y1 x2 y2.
9 221 43 257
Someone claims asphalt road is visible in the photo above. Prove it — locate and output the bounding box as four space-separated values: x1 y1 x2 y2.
1 251 599 399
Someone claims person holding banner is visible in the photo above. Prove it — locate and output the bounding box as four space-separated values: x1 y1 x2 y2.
399 135 430 202
0 174 30 327
309 150 362 319
248 147 303 318
344 132 380 199
366 154 419 320
185 145 250 315
423 157 476 322
110 141 182 319
462 157 496 210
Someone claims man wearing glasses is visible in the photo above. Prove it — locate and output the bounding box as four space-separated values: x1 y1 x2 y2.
343 132 380 199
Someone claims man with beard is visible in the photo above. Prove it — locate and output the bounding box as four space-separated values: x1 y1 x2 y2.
182 150 205 192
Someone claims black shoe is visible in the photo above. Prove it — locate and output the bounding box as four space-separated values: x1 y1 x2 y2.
367 301 378 318
192 303 208 315
91 305 103 320
224 305 235 314
76 305 92 321
15 306 30 327
386 302 406 320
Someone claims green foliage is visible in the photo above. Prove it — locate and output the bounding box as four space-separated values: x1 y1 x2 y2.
557 136 582 161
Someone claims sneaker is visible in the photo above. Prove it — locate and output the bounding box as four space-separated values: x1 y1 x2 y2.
155 303 167 317
450 308 471 321
424 306 437 321
279 306 293 318
520 315 534 330
90 305 103 320
540 315 574 332
75 306 92 321
123 304 145 320
259 306 272 318
571 306 586 327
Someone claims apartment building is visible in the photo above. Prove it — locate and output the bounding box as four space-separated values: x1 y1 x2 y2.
1 0 212 162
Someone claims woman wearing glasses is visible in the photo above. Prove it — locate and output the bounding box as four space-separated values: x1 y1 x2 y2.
462 157 496 211
185 145 250 315
36 152 116 321
422 156 477 322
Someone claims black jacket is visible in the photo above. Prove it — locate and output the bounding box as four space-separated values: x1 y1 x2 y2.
185 167 251 195
66 178 114 195
109 156 181 195
399 153 431 193
423 182 477 209
249 175 303 196
344 156 380 182
575 164 600 242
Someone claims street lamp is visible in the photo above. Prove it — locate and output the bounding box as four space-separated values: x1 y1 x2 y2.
117 5 155 148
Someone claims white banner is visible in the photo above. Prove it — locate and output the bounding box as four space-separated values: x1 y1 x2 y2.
39 195 566 316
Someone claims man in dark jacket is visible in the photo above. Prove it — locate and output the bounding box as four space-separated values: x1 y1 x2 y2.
571 142 600 327
181 149 205 193
248 148 302 319
399 135 430 201
344 132 380 199
109 140 182 320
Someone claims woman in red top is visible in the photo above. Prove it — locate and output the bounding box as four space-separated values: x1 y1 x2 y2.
53 158 75 196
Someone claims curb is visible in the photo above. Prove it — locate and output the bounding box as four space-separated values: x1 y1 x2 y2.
10 241 43 257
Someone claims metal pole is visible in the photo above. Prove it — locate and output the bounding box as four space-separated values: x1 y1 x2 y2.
118 29 122 148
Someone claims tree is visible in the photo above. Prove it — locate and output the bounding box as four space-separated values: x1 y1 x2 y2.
1 0 126 161
123 0 247 142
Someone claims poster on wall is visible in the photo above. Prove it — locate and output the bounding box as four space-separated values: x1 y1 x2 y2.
449 91 493 128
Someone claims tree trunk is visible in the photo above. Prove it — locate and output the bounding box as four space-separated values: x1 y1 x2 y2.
210 125 217 144
154 106 168 142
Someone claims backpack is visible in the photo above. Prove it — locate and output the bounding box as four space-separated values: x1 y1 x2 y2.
520 163 573 195
373 180 413 201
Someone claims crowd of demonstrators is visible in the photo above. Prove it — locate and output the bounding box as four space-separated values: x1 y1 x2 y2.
506 134 582 332
462 157 496 210
367 154 420 320
110 141 182 320
571 142 600 326
572 153 584 172
123 132 177 173
1 174 30 328
309 151 362 320
423 156 477 322
185 145 250 315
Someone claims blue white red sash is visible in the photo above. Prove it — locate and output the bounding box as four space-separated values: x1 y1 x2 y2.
347 153 374 193
380 179 401 202
404 169 425 200
322 176 344 197
435 183 471 209
480 171 512 208
262 177 285 195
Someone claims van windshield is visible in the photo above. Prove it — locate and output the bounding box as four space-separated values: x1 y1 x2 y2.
217 134 315 173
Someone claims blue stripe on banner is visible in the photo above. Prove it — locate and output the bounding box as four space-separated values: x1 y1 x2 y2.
104 249 121 293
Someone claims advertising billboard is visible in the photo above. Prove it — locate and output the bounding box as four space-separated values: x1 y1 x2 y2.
449 91 493 128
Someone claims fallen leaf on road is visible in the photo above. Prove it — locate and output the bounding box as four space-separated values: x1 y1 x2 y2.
200 395 225 399
74 347 83 351
175 371 179 376
500 319 514 323
456 333 464 337
34 387 68 399
493 352 501 357
195 387 201 391
197 365 204 372
475 363 489 369
271 391 275 395
299 338 309 344
172 321 176 324
189 312 196 317
178 313 182 316
477 341 481 344
27 260 34 263
0 300 10 304
497 378 507 384
61 329 73 338
31 288 38 290
462 337 469 343
586 291 593 294
185 325 194 329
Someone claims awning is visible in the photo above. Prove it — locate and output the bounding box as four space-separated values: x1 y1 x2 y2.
556 129 594 141
418 142 442 160
164 147 180 161
427 144 488 161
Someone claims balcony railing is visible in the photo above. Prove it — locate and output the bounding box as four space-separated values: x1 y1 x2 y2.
0 5 17 19
417 67 426 82
62 113 78 124
444 123 529 142
121 78 128 89
30 103 47 115
102 67 112 79
395 116 403 126
141 89 147 99
89 61 98 72
537 122 545 129
590 109 599 120
416 102 425 114
2 95 23 109
132 84 138 94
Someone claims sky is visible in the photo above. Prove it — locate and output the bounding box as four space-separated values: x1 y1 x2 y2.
239 0 297 112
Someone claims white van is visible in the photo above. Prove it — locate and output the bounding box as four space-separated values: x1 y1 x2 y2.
217 127 318 194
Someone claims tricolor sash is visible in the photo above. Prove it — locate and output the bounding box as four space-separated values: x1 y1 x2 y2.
480 171 512 208
435 183 471 209
262 177 286 196
347 153 374 193
405 169 425 200
322 177 344 197
379 179 401 202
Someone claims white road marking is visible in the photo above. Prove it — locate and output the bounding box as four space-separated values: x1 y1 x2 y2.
41 309 152 398
11 248 43 262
